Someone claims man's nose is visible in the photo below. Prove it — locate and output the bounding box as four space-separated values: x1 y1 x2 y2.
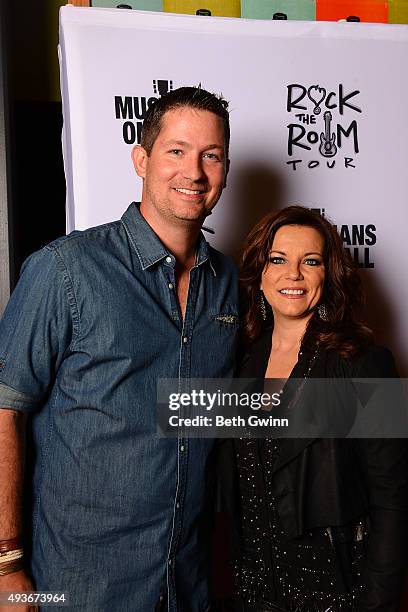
182 154 205 181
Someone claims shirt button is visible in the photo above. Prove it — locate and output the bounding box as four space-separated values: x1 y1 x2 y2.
180 445 185 452
168 283 174 290
176 502 180 509
165 256 172 263
183 336 188 344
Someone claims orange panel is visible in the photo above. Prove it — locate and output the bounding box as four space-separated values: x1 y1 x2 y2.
316 0 387 22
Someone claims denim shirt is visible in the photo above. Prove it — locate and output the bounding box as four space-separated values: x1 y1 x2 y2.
0 202 238 611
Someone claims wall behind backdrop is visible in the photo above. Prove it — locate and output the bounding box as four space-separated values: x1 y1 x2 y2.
60 6 408 375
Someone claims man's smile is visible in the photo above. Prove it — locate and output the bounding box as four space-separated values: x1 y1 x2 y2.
173 187 206 195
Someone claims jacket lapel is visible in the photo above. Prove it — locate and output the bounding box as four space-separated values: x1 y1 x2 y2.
238 325 272 378
240 326 317 473
273 438 316 473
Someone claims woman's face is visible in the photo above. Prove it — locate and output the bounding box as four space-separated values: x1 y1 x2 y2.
261 224 325 322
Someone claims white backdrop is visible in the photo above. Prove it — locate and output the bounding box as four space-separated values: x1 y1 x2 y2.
59 6 408 373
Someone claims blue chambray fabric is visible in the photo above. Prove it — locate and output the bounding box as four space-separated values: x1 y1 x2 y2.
0 202 238 612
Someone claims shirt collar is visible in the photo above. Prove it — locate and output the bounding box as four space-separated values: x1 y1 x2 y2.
121 202 216 275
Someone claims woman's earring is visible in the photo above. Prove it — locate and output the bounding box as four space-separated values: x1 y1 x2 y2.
259 291 267 321
317 303 329 321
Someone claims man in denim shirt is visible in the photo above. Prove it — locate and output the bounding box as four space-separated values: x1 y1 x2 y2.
0 87 238 611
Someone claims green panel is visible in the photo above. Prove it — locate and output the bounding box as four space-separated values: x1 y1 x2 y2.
241 0 316 20
388 0 408 23
91 0 163 10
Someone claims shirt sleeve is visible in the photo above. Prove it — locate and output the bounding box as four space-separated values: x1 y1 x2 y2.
0 245 77 412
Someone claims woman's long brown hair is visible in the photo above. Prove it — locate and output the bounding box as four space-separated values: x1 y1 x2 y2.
240 206 372 357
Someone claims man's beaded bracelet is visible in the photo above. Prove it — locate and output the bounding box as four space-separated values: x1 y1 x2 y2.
0 538 22 553
0 558 24 576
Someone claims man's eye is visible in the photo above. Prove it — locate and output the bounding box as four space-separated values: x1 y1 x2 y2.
304 258 321 266
203 152 220 161
170 149 182 155
269 257 285 264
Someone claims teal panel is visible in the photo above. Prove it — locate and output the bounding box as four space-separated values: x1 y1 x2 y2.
91 0 163 10
241 0 316 20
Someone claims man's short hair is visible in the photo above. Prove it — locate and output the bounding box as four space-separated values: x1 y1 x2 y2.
141 86 230 157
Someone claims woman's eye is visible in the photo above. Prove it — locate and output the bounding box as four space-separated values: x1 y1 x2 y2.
304 258 321 266
269 257 285 264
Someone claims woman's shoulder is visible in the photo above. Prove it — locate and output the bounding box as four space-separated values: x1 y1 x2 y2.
325 344 399 378
237 325 272 377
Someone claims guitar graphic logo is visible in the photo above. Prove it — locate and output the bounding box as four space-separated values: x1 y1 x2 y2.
319 111 337 157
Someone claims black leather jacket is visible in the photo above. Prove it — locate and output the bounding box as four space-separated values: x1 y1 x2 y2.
218 329 408 611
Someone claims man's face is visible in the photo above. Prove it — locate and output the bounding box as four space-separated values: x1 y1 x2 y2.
132 107 228 226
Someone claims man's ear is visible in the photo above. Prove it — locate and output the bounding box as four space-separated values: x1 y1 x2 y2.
131 145 149 179
223 158 230 189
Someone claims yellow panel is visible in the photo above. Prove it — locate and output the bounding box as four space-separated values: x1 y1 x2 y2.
388 0 408 22
164 0 241 17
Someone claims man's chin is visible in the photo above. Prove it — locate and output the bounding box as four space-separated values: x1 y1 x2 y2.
173 214 206 226
171 208 209 224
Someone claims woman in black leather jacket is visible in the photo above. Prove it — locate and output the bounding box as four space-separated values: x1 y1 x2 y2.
221 206 408 612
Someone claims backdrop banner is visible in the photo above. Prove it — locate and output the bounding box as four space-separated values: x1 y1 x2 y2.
59 6 408 372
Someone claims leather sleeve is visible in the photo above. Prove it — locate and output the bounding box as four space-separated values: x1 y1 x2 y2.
354 347 408 611
358 439 408 611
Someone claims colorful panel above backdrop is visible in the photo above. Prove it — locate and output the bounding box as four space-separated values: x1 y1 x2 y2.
90 0 408 23
163 0 241 17
388 0 408 21
91 1 164 9
316 0 388 22
241 0 316 20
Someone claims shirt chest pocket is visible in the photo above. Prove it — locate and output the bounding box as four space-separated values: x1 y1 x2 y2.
211 312 239 327
196 310 238 375
209 310 239 349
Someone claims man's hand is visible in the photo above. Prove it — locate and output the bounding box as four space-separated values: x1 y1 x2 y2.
0 570 37 612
